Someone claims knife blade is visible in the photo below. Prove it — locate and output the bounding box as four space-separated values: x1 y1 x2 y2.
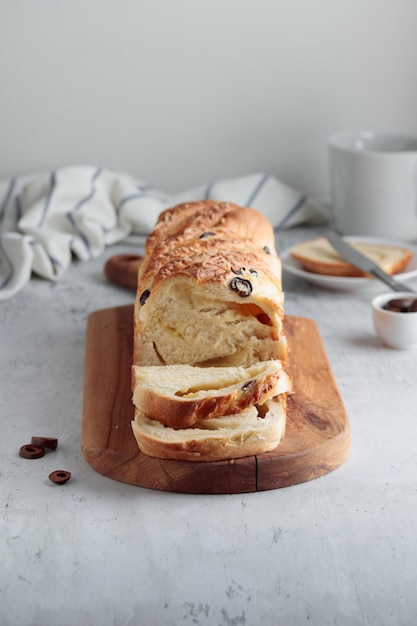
325 231 415 293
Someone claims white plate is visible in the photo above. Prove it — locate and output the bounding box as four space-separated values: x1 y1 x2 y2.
281 236 417 290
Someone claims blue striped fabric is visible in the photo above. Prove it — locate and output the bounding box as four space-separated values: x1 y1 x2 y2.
38 172 56 227
0 167 307 300
274 195 307 232
204 181 215 199
246 173 270 206
0 178 15 222
0 237 13 290
15 194 22 223
66 212 93 259
71 167 102 213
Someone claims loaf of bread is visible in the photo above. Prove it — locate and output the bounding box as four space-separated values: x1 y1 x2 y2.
131 200 290 462
131 396 287 462
132 360 291 429
133 200 287 367
290 237 413 278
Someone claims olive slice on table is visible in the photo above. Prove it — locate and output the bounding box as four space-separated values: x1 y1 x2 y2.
49 470 71 485
19 444 45 459
31 436 58 450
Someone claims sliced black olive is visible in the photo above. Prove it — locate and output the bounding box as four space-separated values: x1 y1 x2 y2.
241 379 255 391
263 246 271 254
31 437 58 450
230 277 252 297
139 289 150 306
49 470 71 485
199 231 215 239
249 268 258 277
19 444 45 459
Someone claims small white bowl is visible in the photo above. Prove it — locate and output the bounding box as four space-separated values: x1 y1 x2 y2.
372 292 417 349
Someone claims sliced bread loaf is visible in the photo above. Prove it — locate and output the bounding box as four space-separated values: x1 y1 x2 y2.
131 396 287 462
132 360 291 429
133 201 287 368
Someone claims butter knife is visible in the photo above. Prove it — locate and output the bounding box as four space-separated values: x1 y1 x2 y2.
325 231 415 293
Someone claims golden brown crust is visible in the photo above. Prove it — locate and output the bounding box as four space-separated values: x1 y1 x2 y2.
139 235 281 292
131 362 291 428
133 201 286 368
131 200 289 462
131 397 287 462
290 237 413 277
144 200 275 258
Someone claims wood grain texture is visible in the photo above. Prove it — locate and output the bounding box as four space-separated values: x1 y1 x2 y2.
82 305 351 494
103 254 142 290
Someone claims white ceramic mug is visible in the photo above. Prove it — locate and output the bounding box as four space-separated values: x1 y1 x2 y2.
328 131 417 240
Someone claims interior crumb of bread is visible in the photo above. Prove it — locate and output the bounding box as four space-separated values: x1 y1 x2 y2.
135 398 284 436
171 361 278 398
131 396 286 460
139 283 282 367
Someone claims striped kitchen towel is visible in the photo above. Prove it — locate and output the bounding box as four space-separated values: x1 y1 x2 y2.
0 166 316 300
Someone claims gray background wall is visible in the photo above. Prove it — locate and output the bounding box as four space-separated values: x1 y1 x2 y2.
1 0 416 199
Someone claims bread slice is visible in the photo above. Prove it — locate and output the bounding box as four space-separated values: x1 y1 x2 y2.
131 396 287 462
132 360 291 429
290 237 413 277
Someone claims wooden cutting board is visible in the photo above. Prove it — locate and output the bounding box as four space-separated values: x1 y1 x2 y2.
82 305 351 494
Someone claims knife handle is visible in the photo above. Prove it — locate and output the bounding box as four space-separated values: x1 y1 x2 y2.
371 267 415 293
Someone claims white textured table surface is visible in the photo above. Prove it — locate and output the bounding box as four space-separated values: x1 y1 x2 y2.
2 227 417 626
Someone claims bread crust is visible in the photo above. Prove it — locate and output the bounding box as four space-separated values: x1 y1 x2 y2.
290 237 413 277
133 201 285 368
144 200 275 258
130 200 289 462
139 236 282 293
131 397 287 462
132 361 292 428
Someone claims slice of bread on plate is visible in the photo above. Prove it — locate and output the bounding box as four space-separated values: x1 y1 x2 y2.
290 237 413 277
131 396 287 462
132 360 291 429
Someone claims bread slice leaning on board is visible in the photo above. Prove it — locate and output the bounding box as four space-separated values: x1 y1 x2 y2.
290 237 413 278
132 397 287 462
132 360 291 429
131 200 291 462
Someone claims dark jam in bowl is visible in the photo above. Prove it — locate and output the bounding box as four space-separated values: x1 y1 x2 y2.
382 297 417 313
